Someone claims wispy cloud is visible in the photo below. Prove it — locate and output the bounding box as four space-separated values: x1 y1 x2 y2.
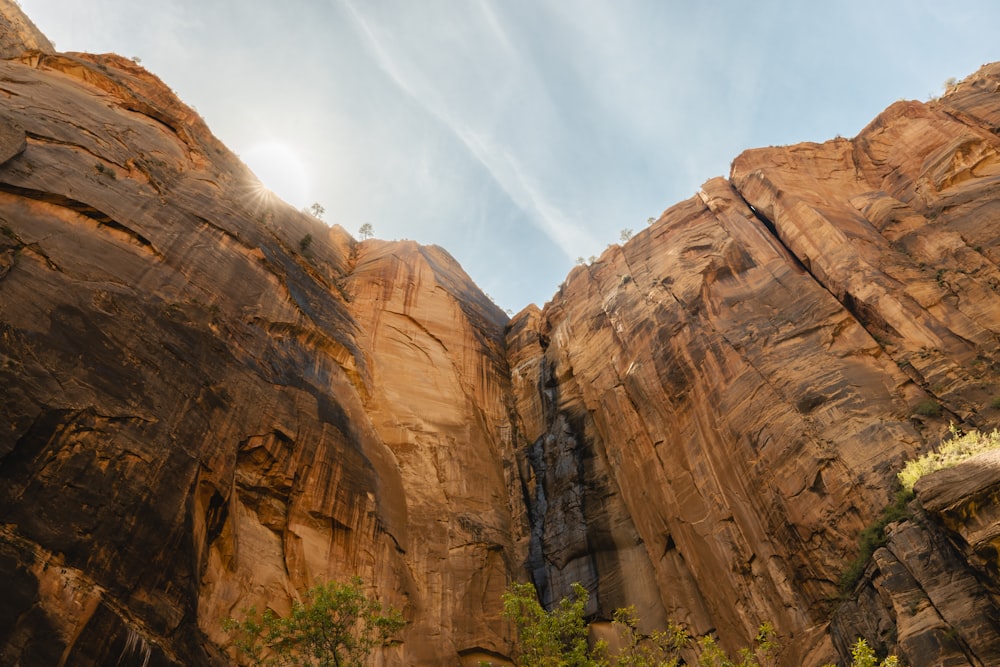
337 0 598 259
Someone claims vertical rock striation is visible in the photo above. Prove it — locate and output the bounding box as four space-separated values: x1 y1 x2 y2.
2 1 1000 664
0 5 522 663
506 178 926 664
508 63 1000 665
832 451 1000 666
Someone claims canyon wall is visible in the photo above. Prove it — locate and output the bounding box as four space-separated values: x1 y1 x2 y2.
1 2 1000 665
0 6 521 664
512 64 1000 665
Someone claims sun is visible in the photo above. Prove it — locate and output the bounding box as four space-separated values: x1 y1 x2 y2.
242 141 310 209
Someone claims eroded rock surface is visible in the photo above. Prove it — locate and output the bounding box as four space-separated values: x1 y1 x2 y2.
2 1 1000 665
832 453 1000 666
508 63 1000 666
0 0 52 58
0 5 520 663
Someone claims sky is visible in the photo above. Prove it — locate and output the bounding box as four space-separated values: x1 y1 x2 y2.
16 0 1000 312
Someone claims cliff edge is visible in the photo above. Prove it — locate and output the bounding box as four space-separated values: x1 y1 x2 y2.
2 5 1000 666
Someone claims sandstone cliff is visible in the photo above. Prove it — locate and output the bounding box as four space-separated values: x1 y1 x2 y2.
509 63 1000 664
2 2 1000 665
831 450 1000 665
0 4 521 664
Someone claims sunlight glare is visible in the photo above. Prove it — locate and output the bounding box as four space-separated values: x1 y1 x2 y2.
243 141 310 209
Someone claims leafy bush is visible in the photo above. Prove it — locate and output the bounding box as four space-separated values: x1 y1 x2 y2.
839 489 914 594
695 622 778 667
499 584 905 667
898 425 1000 492
500 581 598 667
499 582 778 667
821 638 901 667
224 577 405 667
913 400 941 417
611 605 689 667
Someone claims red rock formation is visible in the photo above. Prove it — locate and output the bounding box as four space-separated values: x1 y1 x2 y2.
0 0 52 58
2 1 1000 665
0 4 521 664
507 178 927 664
831 448 1000 665
509 65 1000 665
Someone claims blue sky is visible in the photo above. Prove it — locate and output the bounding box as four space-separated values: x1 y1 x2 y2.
18 0 1000 312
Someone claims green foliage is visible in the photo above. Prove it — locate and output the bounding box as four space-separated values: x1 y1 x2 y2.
309 202 325 220
501 581 601 667
842 425 1000 595
502 583 779 667
224 577 405 667
898 425 1000 492
610 605 689 667
913 399 941 417
839 488 914 594
990 396 1000 409
357 223 374 240
299 233 313 253
694 622 778 667
620 228 634 242
696 635 729 667
819 638 901 667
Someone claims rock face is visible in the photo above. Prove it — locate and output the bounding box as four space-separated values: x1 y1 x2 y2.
507 67 1000 665
2 2 1000 665
0 0 52 58
832 451 1000 666
0 5 520 665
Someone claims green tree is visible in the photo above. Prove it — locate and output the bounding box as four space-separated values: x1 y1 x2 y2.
309 202 325 220
820 638 901 667
611 605 689 667
695 623 778 667
358 223 374 240
224 577 405 667
620 228 634 242
501 582 604 667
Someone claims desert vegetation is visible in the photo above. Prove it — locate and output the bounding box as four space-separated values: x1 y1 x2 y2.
839 424 1000 595
223 578 405 667
898 425 1000 492
493 582 902 667
839 487 914 594
493 581 775 667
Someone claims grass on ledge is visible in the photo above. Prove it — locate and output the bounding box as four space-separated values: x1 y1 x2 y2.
898 425 1000 492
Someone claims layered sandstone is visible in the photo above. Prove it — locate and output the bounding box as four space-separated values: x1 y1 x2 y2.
831 451 1000 665
0 4 521 664
0 0 52 58
508 64 1000 664
2 2 1000 665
